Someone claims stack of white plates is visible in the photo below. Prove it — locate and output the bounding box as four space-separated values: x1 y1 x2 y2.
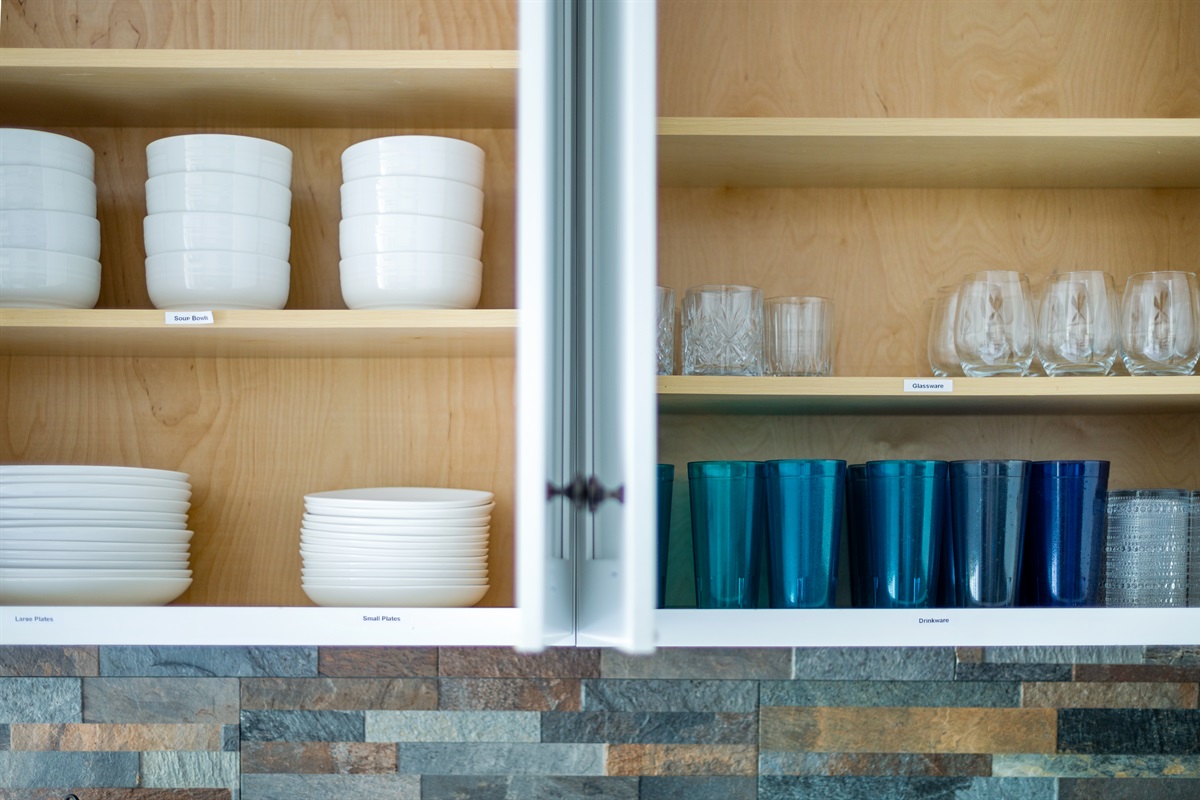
0 128 101 309
0 465 194 605
300 487 493 607
338 136 485 309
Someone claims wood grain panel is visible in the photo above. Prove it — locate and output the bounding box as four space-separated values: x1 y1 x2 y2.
658 0 1200 118
0 354 516 608
658 187 1200 376
1 0 516 50
27 126 513 312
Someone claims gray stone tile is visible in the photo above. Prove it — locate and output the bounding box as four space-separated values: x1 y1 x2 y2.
0 751 138 787
0 725 8 750
83 677 239 723
759 679 1017 708
142 751 240 791
759 752 992 777
439 648 600 678
223 724 240 752
397 743 606 775
541 711 756 744
0 646 98 677
241 677 437 711
0 677 80 722
240 710 364 742
365 710 539 742
1058 709 1200 755
758 777 1056 800
1145 647 1200 667
980 647 1147 665
241 773 418 800
100 646 316 677
421 775 639 799
600 648 790 680
955 663 1073 682
994 754 1200 778
1058 778 1200 800
581 679 758 712
640 776 756 800
791 648 956 681
438 678 581 711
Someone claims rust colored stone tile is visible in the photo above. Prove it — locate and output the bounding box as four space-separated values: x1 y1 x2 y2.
759 707 1056 755
1074 665 1200 684
0 792 229 800
240 677 438 710
1023 682 1199 709
606 744 757 776
956 648 985 665
10 723 222 751
330 742 399 774
0 646 98 677
439 678 582 711
240 741 398 774
438 647 601 678
318 647 438 677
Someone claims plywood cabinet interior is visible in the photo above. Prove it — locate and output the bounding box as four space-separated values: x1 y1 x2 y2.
0 0 520 608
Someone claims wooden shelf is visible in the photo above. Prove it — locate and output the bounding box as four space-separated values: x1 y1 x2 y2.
658 375 1200 415
0 48 517 128
0 308 517 358
658 118 1200 188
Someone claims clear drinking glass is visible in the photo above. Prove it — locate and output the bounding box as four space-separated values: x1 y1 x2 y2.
1104 489 1191 607
954 271 1036 377
1189 489 1200 608
1036 271 1119 376
763 295 833 376
926 285 964 378
681 284 763 376
656 285 675 375
1120 271 1200 376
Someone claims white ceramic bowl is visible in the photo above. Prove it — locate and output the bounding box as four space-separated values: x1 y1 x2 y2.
144 211 291 258
340 175 484 225
339 253 482 310
302 583 487 607
341 136 485 186
147 134 292 187
0 129 95 180
0 209 101 259
338 213 482 260
0 165 97 215
306 487 494 509
146 250 290 310
0 248 101 309
0 465 190 481
146 171 293 223
0 576 192 605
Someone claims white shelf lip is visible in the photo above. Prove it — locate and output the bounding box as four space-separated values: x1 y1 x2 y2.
654 608 1200 648
659 117 1200 138
0 606 521 646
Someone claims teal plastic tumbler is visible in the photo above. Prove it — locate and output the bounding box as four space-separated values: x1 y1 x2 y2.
688 461 765 609
864 460 948 609
657 463 675 608
764 459 846 608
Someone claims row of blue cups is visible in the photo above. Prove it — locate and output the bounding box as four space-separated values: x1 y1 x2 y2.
658 459 1113 610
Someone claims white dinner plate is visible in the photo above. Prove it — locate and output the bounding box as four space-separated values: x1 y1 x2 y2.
0 567 192 579
0 510 189 526
302 503 494 521
0 482 191 501
302 583 488 607
1 474 191 490
0 528 193 544
301 513 490 529
0 496 190 513
0 576 192 605
305 487 494 509
0 464 189 482
0 556 190 569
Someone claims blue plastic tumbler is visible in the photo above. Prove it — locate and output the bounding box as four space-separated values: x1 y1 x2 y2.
845 464 871 607
688 461 765 609
656 464 675 608
864 460 947 609
1024 460 1109 607
764 459 846 608
949 460 1031 608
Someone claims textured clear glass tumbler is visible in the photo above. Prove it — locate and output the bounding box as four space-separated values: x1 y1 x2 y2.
864 460 947 609
948 460 1031 608
764 459 846 608
1104 489 1191 607
763 296 834 376
1023 460 1109 607
656 286 675 375
1190 490 1200 607
687 461 765 609
955 271 1036 376
681 285 763 376
1036 271 1119 376
1120 271 1200 376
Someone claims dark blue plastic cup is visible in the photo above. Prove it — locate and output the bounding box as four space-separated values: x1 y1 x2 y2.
687 461 765 609
656 464 675 608
845 464 871 607
1023 460 1109 607
949 460 1031 608
864 460 947 609
764 459 847 608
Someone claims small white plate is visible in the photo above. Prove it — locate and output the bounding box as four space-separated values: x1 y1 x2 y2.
305 487 494 508
301 567 487 579
0 567 192 579
0 496 190 513
301 584 488 607
0 557 190 569
0 464 189 482
0 482 191 501
0 576 191 605
0 510 189 526
300 530 488 546
302 504 494 521
301 545 488 560
0 528 193 544
299 553 487 566
301 513 490 529
1 474 191 490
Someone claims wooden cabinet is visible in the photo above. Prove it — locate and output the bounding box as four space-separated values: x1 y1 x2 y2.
649 0 1200 646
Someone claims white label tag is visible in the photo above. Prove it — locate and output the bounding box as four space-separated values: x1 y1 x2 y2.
165 311 214 325
904 378 953 393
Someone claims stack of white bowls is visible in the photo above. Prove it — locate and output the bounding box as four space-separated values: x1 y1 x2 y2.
0 129 101 309
144 134 293 310
339 136 485 309
0 465 194 605
299 487 493 607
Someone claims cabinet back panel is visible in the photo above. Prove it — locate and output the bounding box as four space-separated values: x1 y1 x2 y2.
658 187 1200 377
659 0 1200 118
0 355 516 607
1 0 516 50
20 127 515 312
